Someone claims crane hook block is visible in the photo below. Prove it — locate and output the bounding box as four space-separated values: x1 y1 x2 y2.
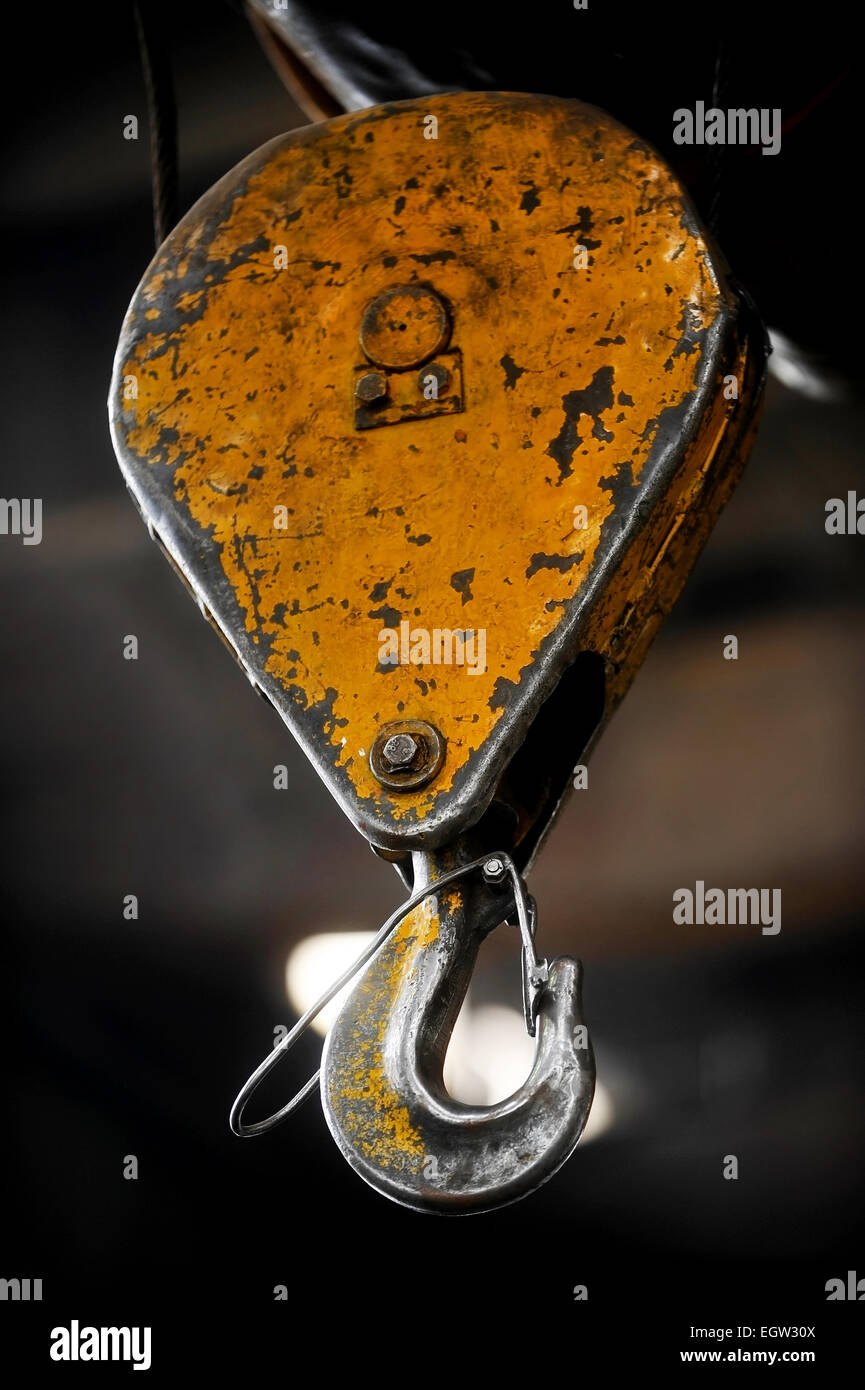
110 91 766 1210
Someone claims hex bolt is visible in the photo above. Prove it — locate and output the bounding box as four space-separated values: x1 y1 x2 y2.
381 732 419 770
355 371 388 403
418 363 449 398
369 720 446 792
482 856 508 886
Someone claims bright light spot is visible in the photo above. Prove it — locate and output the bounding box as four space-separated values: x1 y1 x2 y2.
768 328 844 402
444 1003 535 1105
581 1078 614 1142
285 931 376 1036
286 938 616 1140
444 1000 615 1140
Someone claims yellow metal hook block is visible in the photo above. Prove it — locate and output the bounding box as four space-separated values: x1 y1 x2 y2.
110 91 765 872
111 91 765 1211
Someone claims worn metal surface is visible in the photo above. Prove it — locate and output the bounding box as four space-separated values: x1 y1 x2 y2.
321 840 595 1213
109 91 765 863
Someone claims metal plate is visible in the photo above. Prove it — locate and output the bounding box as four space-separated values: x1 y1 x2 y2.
109 91 765 855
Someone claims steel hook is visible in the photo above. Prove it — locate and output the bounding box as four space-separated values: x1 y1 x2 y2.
320 842 595 1214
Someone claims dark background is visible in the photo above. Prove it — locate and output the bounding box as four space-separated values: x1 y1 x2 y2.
1 0 862 1373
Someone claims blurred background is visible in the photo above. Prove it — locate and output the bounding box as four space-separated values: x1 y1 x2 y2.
1 0 862 1370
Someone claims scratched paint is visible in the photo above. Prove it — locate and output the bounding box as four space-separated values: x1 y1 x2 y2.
113 92 751 837
325 900 439 1167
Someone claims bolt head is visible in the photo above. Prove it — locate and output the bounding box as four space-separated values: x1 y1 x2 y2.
381 732 419 769
483 856 507 885
355 371 388 403
369 720 445 792
418 363 449 396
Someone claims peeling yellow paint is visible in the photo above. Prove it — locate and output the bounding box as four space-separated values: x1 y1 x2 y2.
118 92 724 827
326 899 439 1167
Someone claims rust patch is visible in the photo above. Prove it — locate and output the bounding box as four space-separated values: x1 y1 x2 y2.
325 900 439 1168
